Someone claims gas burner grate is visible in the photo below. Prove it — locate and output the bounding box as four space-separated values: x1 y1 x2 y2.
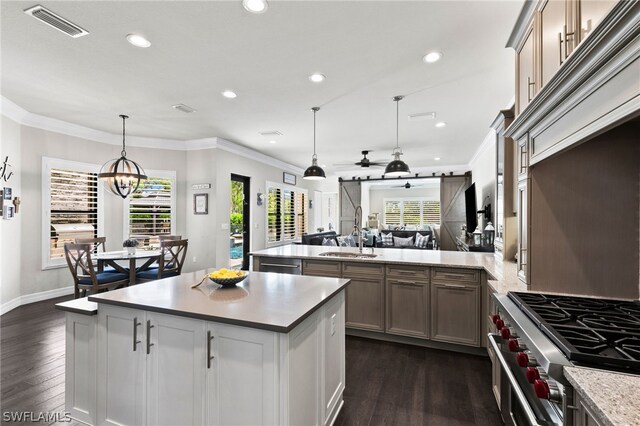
579 312 640 334
616 337 640 361
535 308 572 324
616 302 640 317
554 297 610 311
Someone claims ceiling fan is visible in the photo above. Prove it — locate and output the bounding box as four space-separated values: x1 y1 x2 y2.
333 150 387 168
393 181 425 189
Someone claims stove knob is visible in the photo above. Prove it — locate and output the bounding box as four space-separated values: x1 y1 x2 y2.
501 327 517 339
534 379 562 403
516 351 537 367
508 338 526 352
495 319 505 331
534 379 550 399
526 367 540 383
492 314 501 324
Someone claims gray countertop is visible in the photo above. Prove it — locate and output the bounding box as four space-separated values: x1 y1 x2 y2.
55 297 98 315
565 366 640 426
88 270 350 333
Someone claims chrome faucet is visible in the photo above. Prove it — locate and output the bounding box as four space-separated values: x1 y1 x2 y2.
354 206 364 254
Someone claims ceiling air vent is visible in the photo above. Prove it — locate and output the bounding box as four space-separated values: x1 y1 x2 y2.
24 5 89 38
172 104 197 114
259 131 283 137
407 112 436 121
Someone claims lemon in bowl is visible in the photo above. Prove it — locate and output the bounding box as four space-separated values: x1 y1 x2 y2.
208 268 248 287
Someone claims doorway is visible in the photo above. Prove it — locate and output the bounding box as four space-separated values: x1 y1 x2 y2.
230 174 250 270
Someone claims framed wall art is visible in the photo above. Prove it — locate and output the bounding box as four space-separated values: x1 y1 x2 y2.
194 193 208 215
283 172 296 185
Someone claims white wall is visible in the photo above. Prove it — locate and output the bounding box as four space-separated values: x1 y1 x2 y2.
1 116 22 309
470 129 497 231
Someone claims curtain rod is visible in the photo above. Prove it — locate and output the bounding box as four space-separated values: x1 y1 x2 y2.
338 171 470 183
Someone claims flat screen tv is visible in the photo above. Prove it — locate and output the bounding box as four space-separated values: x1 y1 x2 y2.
465 183 477 234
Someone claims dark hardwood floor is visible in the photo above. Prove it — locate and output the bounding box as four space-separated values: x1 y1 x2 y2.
334 336 503 426
1 297 502 425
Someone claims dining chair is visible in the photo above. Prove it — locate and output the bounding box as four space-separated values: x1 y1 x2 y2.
136 239 188 282
74 236 122 273
158 235 182 241
64 243 129 298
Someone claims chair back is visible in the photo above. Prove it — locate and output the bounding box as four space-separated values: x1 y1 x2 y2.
159 235 182 242
75 236 107 253
159 239 188 275
64 243 98 293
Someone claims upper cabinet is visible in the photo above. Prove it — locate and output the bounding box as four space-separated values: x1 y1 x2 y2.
511 0 619 117
516 22 537 115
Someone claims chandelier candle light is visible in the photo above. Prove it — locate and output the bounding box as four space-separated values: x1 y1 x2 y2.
98 115 147 198
303 107 326 180
384 95 411 177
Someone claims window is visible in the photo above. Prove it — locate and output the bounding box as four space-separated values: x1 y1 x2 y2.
383 197 440 227
125 170 176 245
42 157 104 269
267 183 307 244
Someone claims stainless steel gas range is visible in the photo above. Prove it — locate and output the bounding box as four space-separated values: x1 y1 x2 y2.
490 291 640 426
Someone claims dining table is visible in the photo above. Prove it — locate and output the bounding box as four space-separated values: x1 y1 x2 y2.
95 249 162 287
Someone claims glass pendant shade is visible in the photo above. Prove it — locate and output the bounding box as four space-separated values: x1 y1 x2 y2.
98 115 147 199
303 107 326 181
385 95 410 177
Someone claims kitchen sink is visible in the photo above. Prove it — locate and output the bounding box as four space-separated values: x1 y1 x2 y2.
319 252 377 259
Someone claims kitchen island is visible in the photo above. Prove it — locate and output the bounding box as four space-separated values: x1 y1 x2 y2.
56 270 350 426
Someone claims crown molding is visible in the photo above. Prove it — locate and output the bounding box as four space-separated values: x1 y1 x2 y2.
1 96 305 173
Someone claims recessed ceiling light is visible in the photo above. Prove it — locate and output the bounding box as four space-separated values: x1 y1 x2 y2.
422 51 443 63
222 90 237 99
308 73 326 83
434 157 441 161
435 121 447 128
243 0 268 14
269 140 277 144
126 34 151 48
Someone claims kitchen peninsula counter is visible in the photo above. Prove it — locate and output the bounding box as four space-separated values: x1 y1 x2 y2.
58 270 349 426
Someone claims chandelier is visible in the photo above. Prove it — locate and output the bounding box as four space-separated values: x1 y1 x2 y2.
98 114 147 198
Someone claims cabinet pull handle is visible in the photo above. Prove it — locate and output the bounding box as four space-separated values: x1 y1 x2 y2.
207 330 215 369
260 263 300 268
564 25 575 60
146 320 154 355
441 283 469 289
526 77 535 102
558 31 564 65
396 280 420 285
133 317 142 351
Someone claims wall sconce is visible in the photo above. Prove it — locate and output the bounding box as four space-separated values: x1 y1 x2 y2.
309 199 313 209
257 193 266 206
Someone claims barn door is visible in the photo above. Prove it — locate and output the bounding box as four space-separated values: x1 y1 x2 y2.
339 181 361 235
439 175 471 251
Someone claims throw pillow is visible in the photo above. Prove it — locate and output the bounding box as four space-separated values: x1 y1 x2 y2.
393 235 414 247
344 234 357 247
415 232 430 248
322 237 337 246
380 232 394 246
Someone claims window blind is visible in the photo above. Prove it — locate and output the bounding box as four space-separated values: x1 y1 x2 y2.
384 198 441 227
128 177 173 245
49 168 98 260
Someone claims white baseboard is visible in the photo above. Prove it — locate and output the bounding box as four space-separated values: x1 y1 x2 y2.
0 286 74 316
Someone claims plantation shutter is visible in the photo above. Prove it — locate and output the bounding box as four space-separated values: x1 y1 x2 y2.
49 168 98 260
403 200 421 225
296 192 307 237
384 200 401 225
423 200 441 225
282 189 296 240
128 177 173 244
267 187 281 243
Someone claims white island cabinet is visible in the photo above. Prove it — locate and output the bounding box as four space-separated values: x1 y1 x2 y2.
57 271 349 426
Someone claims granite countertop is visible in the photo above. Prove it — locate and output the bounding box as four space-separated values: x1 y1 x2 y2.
564 366 640 426
252 245 527 293
87 270 349 333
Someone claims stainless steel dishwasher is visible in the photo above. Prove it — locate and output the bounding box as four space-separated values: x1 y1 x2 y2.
257 257 302 275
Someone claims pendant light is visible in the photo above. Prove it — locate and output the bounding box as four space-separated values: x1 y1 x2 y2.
98 115 147 198
384 95 411 177
303 107 326 180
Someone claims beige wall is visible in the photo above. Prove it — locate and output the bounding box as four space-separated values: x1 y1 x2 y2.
1 116 22 306
470 130 497 230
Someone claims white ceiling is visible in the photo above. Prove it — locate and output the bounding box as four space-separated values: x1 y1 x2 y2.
1 0 522 175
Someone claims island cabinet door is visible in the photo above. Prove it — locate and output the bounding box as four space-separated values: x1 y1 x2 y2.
205 323 277 426
65 312 97 426
96 305 147 426
146 312 206 426
430 282 481 347
385 279 429 338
